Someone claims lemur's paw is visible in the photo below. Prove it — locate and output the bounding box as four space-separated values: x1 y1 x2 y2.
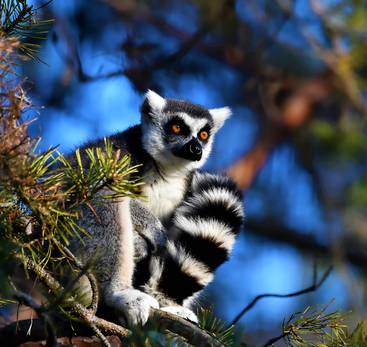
113 289 159 327
160 306 198 323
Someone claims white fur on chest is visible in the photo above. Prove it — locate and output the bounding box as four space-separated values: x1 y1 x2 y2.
141 174 187 221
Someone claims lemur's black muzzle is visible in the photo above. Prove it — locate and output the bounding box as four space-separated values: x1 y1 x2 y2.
172 138 202 161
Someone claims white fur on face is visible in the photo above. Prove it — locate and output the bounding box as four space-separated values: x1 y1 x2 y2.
141 92 231 171
142 112 214 171
175 113 208 135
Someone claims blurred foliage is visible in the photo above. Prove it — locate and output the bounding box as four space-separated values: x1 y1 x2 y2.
311 119 367 160
308 1 367 169
348 180 367 208
348 320 367 347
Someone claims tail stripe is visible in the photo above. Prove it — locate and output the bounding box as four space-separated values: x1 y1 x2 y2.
157 254 205 304
191 173 243 200
156 241 213 304
174 215 236 251
180 196 243 232
176 231 229 271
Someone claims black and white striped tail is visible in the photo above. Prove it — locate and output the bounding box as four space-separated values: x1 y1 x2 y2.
156 172 244 304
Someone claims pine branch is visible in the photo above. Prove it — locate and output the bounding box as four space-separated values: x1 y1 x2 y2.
0 0 53 59
262 304 347 347
1 0 32 35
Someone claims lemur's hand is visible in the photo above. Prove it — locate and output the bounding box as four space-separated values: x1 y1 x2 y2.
111 288 159 327
160 306 198 323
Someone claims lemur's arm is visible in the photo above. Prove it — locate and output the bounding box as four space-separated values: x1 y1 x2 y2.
152 172 244 316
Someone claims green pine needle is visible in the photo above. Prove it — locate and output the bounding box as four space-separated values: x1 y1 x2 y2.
282 304 347 347
0 0 53 59
1 137 143 271
198 308 236 347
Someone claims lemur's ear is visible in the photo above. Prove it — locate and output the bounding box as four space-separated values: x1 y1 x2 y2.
144 90 166 114
209 107 232 131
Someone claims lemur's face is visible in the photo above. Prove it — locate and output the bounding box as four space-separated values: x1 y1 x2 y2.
141 90 231 171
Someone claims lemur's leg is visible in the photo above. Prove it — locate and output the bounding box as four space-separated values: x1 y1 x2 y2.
156 173 244 321
75 197 159 327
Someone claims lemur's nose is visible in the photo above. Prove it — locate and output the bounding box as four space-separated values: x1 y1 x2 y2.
172 138 202 161
189 142 202 156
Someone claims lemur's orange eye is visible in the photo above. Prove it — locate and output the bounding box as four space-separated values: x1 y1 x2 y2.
199 130 209 141
171 124 181 134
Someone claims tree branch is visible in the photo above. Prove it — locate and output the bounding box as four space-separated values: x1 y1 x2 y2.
10 252 225 347
151 309 225 347
54 240 99 315
228 266 333 327
14 252 130 341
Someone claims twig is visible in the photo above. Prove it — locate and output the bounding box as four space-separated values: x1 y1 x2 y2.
54 239 99 314
89 323 112 347
261 331 288 347
228 266 333 327
34 0 54 12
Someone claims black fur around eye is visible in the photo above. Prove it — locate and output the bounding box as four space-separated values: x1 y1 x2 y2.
164 117 190 136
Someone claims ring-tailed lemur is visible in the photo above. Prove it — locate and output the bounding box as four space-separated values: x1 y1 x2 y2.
72 90 244 327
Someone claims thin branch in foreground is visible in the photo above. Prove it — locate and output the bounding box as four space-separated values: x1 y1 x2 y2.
54 239 99 314
228 266 333 327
